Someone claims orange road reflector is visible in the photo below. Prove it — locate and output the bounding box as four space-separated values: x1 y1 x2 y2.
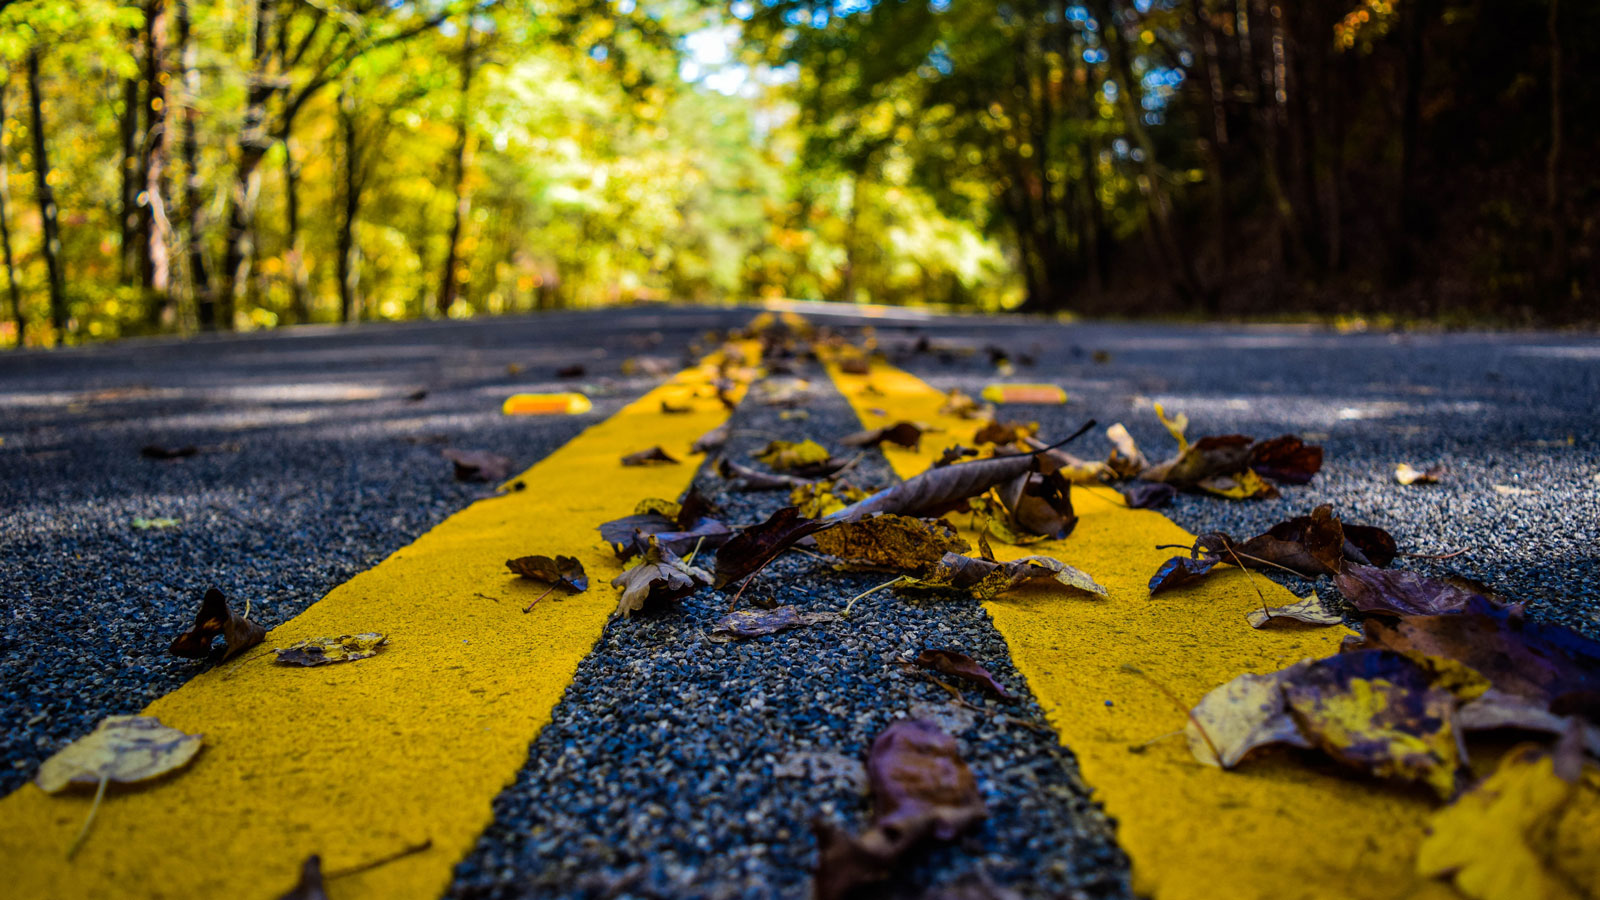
502 392 593 415
980 384 1067 405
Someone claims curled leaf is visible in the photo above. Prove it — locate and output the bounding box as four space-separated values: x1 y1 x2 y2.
610 535 712 617
274 633 389 667
972 421 1037 445
1104 423 1148 477
1395 463 1445 485
790 479 869 519
621 446 679 466
938 388 990 420
1245 593 1344 629
506 555 589 593
840 422 926 449
1147 556 1219 595
709 606 842 643
690 422 730 454
1187 665 1313 768
1335 564 1489 617
713 507 830 589
915 649 1015 700
716 456 815 491
168 587 266 661
906 552 1107 601
1122 482 1177 509
1248 435 1324 485
813 720 986 900
441 449 512 483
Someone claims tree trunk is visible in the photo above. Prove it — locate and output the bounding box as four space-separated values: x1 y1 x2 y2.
337 83 362 323
1545 0 1567 308
214 0 276 331
119 27 142 287
0 84 23 347
143 0 173 324
176 0 212 329
436 22 476 317
281 114 310 323
26 49 66 341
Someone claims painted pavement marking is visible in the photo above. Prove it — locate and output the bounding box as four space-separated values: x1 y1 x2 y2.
0 340 761 899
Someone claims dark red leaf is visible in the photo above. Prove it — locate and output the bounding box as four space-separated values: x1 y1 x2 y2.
1335 564 1490 617
916 649 1015 700
168 587 265 662
506 554 589 593
713 507 831 589
1248 435 1324 484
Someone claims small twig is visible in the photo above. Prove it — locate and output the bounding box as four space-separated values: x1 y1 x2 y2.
1219 544 1270 621
829 452 867 480
325 838 434 880
66 775 109 859
1120 664 1223 767
523 584 556 613
919 671 967 703
727 552 782 608
843 576 905 617
474 592 501 603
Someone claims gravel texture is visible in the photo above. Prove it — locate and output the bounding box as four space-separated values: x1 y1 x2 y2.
446 342 1130 900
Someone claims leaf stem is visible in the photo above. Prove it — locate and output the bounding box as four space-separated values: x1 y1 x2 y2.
843 576 905 617
65 775 109 859
523 584 556 613
325 838 434 879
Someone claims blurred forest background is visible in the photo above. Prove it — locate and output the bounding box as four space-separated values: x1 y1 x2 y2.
0 0 1592 347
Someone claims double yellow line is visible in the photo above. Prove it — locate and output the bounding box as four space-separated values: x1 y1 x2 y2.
0 341 759 898
813 337 1452 900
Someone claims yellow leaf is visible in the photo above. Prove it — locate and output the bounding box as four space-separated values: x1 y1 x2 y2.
273 633 389 666
1153 402 1189 453
36 715 202 794
753 439 830 472
1417 745 1598 900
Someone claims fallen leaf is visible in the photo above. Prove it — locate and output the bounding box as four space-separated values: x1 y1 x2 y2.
274 633 389 666
713 507 830 589
277 856 329 900
1396 463 1445 485
1147 556 1220 595
132 517 180 530
1122 482 1177 509
405 388 428 403
1246 592 1344 628
1154 402 1190 452
789 479 869 518
994 468 1077 539
1456 689 1600 756
621 446 679 466
709 606 842 642
830 449 1040 521
442 449 513 482
906 552 1107 601
36 715 203 794
1104 423 1148 477
556 363 586 378
812 514 970 570
813 719 986 900
1416 743 1598 900
1281 649 1470 798
1248 435 1324 484
935 445 980 467
610 535 712 617
716 456 815 491
938 388 991 420
168 587 266 661
915 649 1014 701
660 400 692 414
140 444 198 460
1142 433 1255 488
1195 505 1396 577
506 555 589 593
1020 435 1111 483
1335 564 1493 617
840 422 925 449
837 355 871 375
753 439 833 473
1195 468 1279 500
972 421 1037 445
691 422 730 454
1187 665 1313 768
1354 596 1600 711
1493 484 1535 497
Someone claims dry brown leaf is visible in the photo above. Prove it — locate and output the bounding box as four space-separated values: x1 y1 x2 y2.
709 606 842 642
611 535 712 617
441 449 513 482
621 446 680 466
812 514 970 570
168 587 265 662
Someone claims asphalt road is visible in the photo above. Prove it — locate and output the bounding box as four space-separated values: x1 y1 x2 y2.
2 304 1597 898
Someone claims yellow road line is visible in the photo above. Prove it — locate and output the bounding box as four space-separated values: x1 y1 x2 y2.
817 352 1454 900
0 340 760 899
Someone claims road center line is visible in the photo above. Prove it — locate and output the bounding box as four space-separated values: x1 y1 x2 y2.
0 339 761 899
817 347 1455 900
